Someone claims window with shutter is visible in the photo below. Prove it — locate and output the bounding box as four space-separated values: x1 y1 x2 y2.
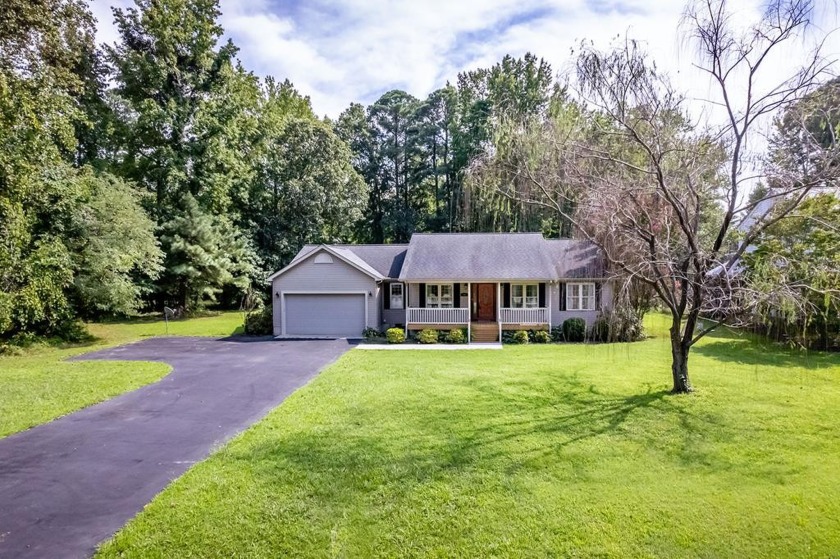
426 283 454 308
566 282 596 310
510 283 539 308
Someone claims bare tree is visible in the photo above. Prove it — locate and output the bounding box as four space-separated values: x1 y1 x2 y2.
473 0 839 392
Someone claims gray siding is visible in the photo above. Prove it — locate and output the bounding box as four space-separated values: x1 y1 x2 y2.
457 282 469 309
405 282 468 310
380 281 407 327
408 283 420 308
381 309 405 327
549 281 613 328
272 251 379 335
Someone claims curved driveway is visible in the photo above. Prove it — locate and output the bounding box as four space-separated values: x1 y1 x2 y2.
0 336 353 559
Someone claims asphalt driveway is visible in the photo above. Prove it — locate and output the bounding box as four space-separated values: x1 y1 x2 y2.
0 336 354 559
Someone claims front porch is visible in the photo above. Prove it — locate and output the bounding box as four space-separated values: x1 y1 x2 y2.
406 306 550 328
404 281 551 342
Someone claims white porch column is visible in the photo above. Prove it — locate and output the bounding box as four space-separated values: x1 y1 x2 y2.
497 282 502 341
466 282 471 344
548 281 553 328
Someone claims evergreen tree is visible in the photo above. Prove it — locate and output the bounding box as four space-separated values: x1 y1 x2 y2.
107 0 258 309
158 194 257 310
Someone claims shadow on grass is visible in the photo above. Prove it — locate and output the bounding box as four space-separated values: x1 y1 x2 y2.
695 338 838 369
227 376 789 509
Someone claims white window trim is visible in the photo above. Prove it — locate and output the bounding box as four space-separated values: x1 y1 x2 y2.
426 283 454 308
389 282 404 310
510 283 540 309
567 282 596 311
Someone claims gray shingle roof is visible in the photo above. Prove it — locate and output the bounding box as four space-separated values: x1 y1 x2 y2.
398 233 557 281
283 234 605 282
341 245 408 278
544 239 606 279
290 244 407 278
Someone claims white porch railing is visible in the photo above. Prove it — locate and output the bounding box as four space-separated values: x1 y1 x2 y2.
407 307 470 324
499 307 549 324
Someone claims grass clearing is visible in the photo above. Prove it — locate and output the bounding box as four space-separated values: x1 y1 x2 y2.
0 311 244 438
97 315 840 558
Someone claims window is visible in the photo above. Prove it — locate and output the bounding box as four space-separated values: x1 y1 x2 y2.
511 284 539 308
389 283 404 310
313 253 333 264
567 282 596 311
426 284 454 308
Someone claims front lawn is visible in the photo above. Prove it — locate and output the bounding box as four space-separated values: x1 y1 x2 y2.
0 312 244 438
97 316 840 558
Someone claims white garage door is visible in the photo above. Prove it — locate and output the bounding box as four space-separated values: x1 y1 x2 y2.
285 294 366 337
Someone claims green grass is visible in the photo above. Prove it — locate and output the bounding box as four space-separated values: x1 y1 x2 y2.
0 312 245 438
96 315 840 558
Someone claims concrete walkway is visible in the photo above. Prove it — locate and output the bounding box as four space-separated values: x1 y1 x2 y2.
0 337 353 559
355 343 503 350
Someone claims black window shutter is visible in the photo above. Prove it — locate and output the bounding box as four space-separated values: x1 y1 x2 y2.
538 283 546 307
453 283 460 308
559 283 566 311
384 284 390 310
419 283 426 307
595 283 602 310
503 283 511 308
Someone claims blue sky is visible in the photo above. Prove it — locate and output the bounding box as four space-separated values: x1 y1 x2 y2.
90 0 839 120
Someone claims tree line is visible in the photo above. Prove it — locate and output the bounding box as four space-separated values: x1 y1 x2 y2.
2 0 837 392
334 53 570 242
1 0 366 340
0 0 575 342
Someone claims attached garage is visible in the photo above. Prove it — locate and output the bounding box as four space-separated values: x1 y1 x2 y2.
283 293 366 337
269 246 382 337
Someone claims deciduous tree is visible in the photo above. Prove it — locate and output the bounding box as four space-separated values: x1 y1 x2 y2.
477 0 839 392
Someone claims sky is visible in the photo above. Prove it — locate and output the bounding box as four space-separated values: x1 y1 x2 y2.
89 0 840 121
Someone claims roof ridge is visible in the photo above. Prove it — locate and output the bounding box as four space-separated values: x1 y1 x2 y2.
342 244 409 247
409 232 545 236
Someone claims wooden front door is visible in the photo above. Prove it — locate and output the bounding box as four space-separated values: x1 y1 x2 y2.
472 283 496 321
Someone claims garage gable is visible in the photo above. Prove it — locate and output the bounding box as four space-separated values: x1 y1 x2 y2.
267 245 382 283
272 248 380 337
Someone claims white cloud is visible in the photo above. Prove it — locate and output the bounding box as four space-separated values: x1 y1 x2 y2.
89 0 839 121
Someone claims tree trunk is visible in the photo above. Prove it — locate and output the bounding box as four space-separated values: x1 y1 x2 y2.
669 321 693 393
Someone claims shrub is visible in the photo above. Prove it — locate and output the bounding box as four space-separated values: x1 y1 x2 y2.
244 306 273 335
512 330 530 344
52 319 92 343
386 327 405 344
501 330 516 344
362 327 381 339
533 330 551 344
445 328 466 344
418 329 439 344
563 318 586 342
550 325 564 342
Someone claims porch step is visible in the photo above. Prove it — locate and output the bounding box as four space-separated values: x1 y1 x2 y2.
471 322 499 343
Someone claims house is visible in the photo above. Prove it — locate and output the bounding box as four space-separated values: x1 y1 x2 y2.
266 233 612 342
